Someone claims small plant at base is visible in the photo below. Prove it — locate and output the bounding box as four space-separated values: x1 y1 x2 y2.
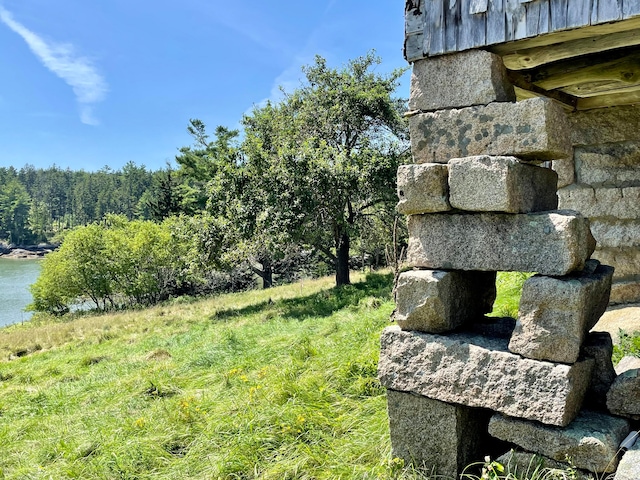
459 454 585 480
480 457 505 480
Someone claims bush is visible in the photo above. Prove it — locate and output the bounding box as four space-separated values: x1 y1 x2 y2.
29 214 224 313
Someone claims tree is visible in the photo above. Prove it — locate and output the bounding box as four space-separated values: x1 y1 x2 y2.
175 121 284 289
144 164 183 221
0 179 32 244
242 52 408 286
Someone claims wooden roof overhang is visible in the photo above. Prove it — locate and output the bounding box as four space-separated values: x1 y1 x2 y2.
405 0 640 110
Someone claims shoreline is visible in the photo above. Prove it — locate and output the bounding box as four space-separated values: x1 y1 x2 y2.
0 244 56 260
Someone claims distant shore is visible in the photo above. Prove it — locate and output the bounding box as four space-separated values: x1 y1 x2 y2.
0 244 56 260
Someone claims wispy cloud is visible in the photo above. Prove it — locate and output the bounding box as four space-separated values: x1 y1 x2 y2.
0 6 107 125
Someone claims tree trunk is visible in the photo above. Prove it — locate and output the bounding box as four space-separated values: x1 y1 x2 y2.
262 260 273 289
252 257 273 289
335 232 351 286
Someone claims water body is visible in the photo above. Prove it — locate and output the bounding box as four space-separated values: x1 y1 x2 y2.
0 258 41 327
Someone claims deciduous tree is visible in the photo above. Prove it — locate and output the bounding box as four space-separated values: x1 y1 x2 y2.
242 52 408 286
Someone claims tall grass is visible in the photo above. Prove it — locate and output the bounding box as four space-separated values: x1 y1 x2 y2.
0 270 584 479
0 272 409 478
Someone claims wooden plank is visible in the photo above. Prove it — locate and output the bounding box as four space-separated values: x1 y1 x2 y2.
624 0 640 18
567 0 593 28
404 0 426 61
409 0 640 58
506 0 528 40
531 50 640 89
591 0 598 23
526 0 542 36
514 85 543 100
550 0 569 31
425 0 445 56
501 27 640 69
486 0 507 44
594 0 623 23
405 0 426 34
577 88 640 108
445 0 461 52
405 33 425 62
562 80 640 96
490 15 640 54
470 0 489 14
507 70 579 109
537 0 551 34
459 0 487 49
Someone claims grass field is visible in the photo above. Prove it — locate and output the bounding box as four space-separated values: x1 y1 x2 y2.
0 272 403 479
0 270 626 479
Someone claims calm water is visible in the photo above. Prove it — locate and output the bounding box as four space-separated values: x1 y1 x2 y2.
0 258 42 327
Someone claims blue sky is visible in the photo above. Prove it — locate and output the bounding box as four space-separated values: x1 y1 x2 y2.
0 1 410 172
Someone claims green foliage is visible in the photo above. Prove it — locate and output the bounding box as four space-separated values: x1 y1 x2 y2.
613 330 640 364
0 163 158 245
460 454 580 480
170 53 409 289
0 177 32 244
240 52 409 286
1 273 403 478
28 215 227 313
2 272 584 479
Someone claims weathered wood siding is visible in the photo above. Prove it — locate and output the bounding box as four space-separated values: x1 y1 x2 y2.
405 0 640 61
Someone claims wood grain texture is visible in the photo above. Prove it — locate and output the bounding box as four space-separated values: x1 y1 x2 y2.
406 0 640 111
410 0 640 58
406 0 426 33
486 0 507 44
426 0 446 55
460 0 487 49
562 81 640 96
445 0 461 52
567 0 593 28
501 28 640 69
577 88 640 108
532 50 640 89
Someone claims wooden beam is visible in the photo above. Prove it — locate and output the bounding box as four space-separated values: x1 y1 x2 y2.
577 88 640 109
500 27 640 70
507 70 579 110
514 86 542 101
489 16 640 56
530 51 640 90
563 82 640 97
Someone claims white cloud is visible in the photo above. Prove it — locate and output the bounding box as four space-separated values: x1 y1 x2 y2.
0 6 107 125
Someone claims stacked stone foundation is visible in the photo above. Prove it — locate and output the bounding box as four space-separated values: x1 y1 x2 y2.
557 104 640 304
380 50 639 479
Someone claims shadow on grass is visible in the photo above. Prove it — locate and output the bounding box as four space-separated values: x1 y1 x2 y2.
210 272 393 322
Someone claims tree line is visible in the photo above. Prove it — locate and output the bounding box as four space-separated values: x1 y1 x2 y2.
0 162 171 245
26 52 410 314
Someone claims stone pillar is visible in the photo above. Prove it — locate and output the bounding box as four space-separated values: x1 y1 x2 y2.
380 48 629 478
386 390 492 478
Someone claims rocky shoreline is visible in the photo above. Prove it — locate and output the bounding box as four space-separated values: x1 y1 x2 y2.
0 244 56 259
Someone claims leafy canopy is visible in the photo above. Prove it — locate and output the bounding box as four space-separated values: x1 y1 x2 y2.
240 51 408 285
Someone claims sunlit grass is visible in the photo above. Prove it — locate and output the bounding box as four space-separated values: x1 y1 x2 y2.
488 272 532 319
0 271 406 478
0 269 582 479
